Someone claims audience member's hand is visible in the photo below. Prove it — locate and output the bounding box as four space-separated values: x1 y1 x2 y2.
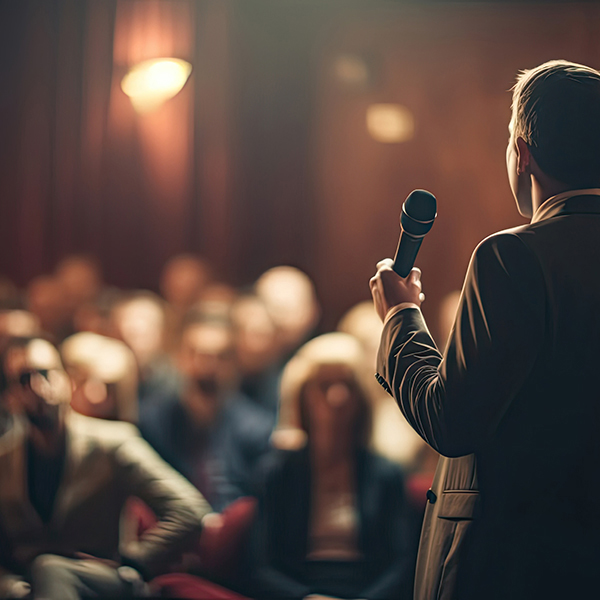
30 369 71 406
1 576 31 599
370 259 424 322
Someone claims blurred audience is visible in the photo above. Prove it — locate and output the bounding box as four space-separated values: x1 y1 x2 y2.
0 336 209 600
61 332 138 423
160 255 213 312
138 310 274 512
160 255 213 353
0 310 40 340
0 260 435 598
55 255 104 314
231 293 281 415
26 276 70 342
255 266 320 358
110 291 180 404
249 333 414 600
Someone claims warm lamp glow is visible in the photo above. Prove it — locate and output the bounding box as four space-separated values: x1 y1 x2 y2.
366 104 415 143
121 58 192 113
334 54 370 88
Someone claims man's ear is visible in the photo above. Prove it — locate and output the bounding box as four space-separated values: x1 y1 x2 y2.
516 137 531 175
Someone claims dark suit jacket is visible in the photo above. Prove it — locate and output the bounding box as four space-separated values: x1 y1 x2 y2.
139 392 274 512
376 194 600 599
249 447 414 600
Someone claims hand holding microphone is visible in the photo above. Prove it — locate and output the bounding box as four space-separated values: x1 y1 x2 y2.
370 189 437 322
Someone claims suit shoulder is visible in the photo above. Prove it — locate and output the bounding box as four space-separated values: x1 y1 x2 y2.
68 411 140 446
472 226 541 270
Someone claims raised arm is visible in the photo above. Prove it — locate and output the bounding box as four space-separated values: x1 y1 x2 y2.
372 232 546 457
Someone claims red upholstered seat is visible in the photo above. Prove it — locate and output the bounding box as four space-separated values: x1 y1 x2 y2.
124 495 257 597
149 573 251 599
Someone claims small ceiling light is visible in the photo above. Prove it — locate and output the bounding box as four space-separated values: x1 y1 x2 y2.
366 104 415 143
121 58 192 113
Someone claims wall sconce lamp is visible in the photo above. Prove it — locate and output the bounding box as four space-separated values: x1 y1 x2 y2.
121 58 192 113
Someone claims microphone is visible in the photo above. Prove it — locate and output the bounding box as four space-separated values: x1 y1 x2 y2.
393 189 437 277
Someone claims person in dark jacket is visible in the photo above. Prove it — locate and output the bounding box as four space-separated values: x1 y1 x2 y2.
370 60 600 599
139 312 273 512
250 333 414 600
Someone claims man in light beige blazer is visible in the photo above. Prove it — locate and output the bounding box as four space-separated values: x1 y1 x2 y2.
0 336 210 599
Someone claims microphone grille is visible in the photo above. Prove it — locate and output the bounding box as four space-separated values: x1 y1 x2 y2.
404 189 437 222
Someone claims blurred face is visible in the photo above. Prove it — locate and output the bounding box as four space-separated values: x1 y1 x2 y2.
256 268 319 350
506 117 533 218
27 277 69 334
3 340 71 432
178 323 235 397
161 258 210 309
114 299 164 364
232 297 278 374
56 258 102 306
303 364 361 435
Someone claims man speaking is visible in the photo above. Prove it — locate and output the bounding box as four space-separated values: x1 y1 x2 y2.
370 60 600 600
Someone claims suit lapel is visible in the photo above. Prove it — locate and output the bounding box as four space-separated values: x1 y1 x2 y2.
0 416 44 534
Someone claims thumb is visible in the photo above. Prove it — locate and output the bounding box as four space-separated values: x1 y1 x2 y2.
408 267 422 284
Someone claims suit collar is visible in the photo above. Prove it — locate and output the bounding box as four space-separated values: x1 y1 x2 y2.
0 411 92 528
531 188 600 223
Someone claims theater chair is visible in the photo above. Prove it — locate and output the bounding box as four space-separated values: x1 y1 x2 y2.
124 496 256 599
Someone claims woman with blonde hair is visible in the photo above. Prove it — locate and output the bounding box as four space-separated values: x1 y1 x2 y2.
249 332 413 600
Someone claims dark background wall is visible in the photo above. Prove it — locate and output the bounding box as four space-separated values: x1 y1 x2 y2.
1 0 599 335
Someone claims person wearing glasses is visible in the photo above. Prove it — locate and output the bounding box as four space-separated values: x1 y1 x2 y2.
0 336 209 600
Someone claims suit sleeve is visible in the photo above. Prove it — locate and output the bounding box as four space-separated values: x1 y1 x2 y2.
114 430 211 578
376 232 546 457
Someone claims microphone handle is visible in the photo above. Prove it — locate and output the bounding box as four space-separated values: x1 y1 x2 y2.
393 233 423 278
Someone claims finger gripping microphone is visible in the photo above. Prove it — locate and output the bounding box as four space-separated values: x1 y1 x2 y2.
393 189 437 277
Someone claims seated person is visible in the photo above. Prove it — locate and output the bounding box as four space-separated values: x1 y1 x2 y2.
61 332 138 423
110 291 180 404
0 336 209 599
254 266 320 360
249 333 414 600
231 293 281 416
138 311 274 512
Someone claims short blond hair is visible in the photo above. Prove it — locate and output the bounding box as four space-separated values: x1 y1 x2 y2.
511 60 600 187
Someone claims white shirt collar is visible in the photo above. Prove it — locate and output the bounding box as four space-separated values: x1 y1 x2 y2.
531 188 600 224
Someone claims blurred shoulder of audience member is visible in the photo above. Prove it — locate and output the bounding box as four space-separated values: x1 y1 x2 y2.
251 332 414 600
61 331 138 423
255 266 320 358
26 275 71 342
231 293 281 415
110 291 180 404
138 309 273 512
0 335 209 600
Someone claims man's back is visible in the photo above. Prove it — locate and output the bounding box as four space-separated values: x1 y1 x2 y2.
461 195 600 598
376 194 600 599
